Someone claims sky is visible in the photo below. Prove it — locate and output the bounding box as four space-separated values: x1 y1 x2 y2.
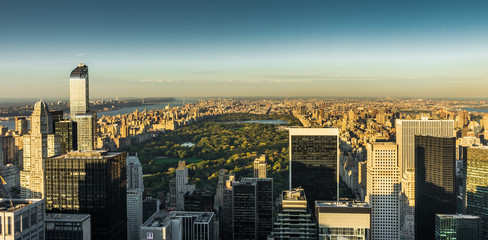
0 0 487 99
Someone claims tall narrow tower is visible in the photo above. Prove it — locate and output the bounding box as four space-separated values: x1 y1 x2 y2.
70 63 89 119
20 100 60 199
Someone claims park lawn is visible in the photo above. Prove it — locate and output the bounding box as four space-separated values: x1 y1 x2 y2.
154 156 203 164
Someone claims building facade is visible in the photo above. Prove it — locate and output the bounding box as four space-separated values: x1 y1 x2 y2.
315 201 371 240
0 198 45 240
396 119 455 238
270 188 315 240
253 155 266 178
54 120 77 154
45 151 127 240
127 154 144 240
289 128 339 208
435 214 481 240
20 100 60 199
366 142 400 240
69 63 89 120
45 213 91 240
415 136 456 240
465 147 488 239
140 211 215 240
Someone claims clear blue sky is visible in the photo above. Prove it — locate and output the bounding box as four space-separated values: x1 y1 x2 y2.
0 0 487 98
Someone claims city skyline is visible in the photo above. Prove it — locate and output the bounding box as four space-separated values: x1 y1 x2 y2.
0 0 487 98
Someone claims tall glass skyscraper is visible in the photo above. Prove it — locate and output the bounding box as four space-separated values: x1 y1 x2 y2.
465 146 488 239
289 128 339 208
69 63 89 119
415 135 456 240
435 214 481 240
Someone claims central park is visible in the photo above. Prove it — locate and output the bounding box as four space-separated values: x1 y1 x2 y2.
124 113 353 199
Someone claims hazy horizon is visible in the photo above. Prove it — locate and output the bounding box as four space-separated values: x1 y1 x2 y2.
1 0 487 98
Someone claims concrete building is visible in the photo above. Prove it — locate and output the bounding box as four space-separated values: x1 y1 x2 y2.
74 112 96 152
270 188 315 240
253 154 266 178
175 161 195 210
315 201 371 240
0 198 45 240
20 100 60 199
435 214 481 240
45 213 91 240
289 128 339 208
140 211 215 240
396 119 454 238
366 142 400 240
214 170 234 240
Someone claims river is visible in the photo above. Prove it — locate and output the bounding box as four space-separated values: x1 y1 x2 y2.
0 98 200 130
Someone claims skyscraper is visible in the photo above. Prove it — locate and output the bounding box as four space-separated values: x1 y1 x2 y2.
396 119 454 237
253 154 267 178
20 100 60 199
435 214 481 240
175 161 195 210
15 116 28 135
70 64 96 151
70 63 89 120
126 154 144 240
45 150 127 240
270 188 316 240
233 180 257 240
241 177 274 240
54 120 77 154
74 112 96 151
465 146 488 238
289 128 339 208
415 135 456 240
366 142 400 239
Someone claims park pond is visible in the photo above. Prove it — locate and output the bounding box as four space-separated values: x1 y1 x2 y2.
225 119 289 124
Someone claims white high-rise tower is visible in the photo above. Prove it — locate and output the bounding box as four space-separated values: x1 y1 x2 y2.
70 63 89 119
366 142 400 239
20 100 60 198
126 154 144 240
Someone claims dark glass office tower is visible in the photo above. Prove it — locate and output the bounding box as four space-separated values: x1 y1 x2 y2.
233 181 257 240
289 128 339 208
54 120 77 154
435 214 481 240
45 151 127 240
241 177 274 240
415 135 456 240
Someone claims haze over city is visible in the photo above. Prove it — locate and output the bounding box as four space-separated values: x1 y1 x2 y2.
1 0 487 99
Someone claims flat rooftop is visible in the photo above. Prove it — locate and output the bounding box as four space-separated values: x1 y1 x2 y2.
142 211 214 228
282 189 306 201
436 214 481 219
52 151 125 159
315 201 370 208
289 127 338 136
0 199 42 212
46 213 90 222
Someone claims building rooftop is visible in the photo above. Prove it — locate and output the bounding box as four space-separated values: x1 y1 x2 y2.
0 199 42 212
282 188 306 201
70 64 88 79
52 150 125 159
289 127 338 136
315 201 371 208
436 214 481 220
45 213 90 222
142 211 214 228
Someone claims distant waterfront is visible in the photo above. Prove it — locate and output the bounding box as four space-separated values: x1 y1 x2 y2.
461 108 488 113
0 98 200 131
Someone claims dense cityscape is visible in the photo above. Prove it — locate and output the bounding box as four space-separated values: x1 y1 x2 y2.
0 64 487 240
